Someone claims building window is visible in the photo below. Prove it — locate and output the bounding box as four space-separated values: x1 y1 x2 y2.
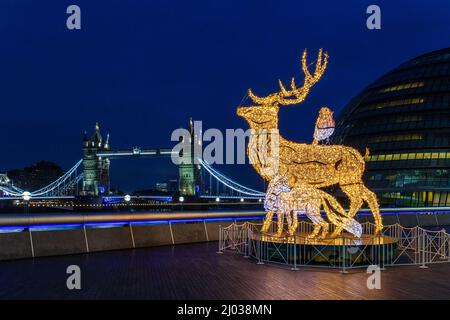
367 133 423 143
378 81 425 93
366 152 450 162
356 97 425 113
395 114 423 123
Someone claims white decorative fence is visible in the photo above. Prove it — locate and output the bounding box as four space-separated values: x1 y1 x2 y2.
218 221 450 272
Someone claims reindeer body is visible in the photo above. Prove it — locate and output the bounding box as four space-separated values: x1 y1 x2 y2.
242 107 366 187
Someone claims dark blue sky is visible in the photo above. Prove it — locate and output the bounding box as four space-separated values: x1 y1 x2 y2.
0 0 449 192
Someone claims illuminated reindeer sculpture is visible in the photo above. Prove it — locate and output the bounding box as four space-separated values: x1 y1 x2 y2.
237 49 382 237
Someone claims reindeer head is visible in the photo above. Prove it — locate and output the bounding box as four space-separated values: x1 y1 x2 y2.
237 49 328 130
236 104 279 130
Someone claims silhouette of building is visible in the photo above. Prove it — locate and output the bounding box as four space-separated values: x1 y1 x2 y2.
334 47 450 207
155 179 179 193
6 161 64 191
155 182 168 192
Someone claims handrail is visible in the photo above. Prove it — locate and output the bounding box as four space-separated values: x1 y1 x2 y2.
0 210 265 227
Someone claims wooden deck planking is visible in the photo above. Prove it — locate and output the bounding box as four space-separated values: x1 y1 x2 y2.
0 242 448 299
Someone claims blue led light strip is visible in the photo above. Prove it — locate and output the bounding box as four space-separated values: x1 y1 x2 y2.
0 216 266 233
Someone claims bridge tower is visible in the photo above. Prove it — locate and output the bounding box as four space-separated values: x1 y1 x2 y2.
178 118 202 196
0 174 11 197
81 123 111 196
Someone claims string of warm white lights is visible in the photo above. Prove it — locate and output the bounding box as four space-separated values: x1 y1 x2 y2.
247 49 328 106
238 48 383 238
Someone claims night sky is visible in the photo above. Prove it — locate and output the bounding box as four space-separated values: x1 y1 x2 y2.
0 0 449 192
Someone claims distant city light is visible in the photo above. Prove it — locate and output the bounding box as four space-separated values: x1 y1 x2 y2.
215 197 220 202
240 198 244 202
124 194 131 202
179 196 184 202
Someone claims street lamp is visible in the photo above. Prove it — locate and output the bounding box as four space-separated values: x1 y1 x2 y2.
22 191 31 214
240 198 244 202
215 197 220 202
22 191 31 201
123 194 132 212
178 196 185 211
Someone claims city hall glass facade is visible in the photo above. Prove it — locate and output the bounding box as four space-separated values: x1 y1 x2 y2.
333 48 450 207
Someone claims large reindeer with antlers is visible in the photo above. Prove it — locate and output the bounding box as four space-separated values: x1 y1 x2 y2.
237 49 382 237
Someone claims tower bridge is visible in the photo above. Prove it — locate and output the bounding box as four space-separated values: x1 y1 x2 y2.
81 120 201 197
0 119 264 201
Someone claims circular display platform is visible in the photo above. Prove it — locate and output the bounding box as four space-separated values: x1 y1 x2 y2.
251 232 399 266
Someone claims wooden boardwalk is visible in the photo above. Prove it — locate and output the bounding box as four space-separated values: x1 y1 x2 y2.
0 242 449 299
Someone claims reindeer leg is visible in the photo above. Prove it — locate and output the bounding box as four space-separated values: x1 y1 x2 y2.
308 225 321 238
360 186 383 234
341 184 382 235
332 185 363 237
285 210 293 232
261 211 274 233
322 197 344 238
289 212 298 236
276 211 284 237
319 221 329 238
308 207 328 239
306 211 321 239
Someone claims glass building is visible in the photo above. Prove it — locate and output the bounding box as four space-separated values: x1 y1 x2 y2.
333 47 450 207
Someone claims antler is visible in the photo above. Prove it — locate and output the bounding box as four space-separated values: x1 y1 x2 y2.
248 49 328 106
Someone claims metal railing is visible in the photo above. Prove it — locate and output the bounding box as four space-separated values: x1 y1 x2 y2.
218 222 249 254
218 220 450 272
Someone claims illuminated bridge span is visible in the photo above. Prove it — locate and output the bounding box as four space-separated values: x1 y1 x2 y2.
0 160 83 198
0 120 264 201
198 159 264 199
0 158 264 201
